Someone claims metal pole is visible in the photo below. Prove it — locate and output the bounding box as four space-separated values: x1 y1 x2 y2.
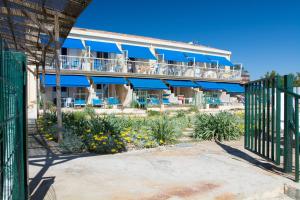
275 75 281 165
295 97 299 182
283 74 293 172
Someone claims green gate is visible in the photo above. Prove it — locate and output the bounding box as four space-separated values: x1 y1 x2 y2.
0 38 28 199
245 74 300 181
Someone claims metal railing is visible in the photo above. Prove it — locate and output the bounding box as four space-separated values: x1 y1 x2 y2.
46 55 242 80
0 38 28 199
245 75 300 182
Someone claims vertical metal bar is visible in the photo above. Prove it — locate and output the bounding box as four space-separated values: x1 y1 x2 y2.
276 76 281 165
295 97 299 182
258 80 262 154
254 82 258 151
244 84 248 148
283 75 293 173
271 78 275 161
266 79 270 158
262 79 266 156
251 82 255 150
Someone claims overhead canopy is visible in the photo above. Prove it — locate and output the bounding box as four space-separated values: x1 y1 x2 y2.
122 44 156 60
217 83 244 93
128 78 168 90
41 74 89 87
85 40 122 54
62 38 85 49
165 80 198 88
185 52 211 63
91 76 127 85
196 81 224 91
206 55 234 66
0 0 91 65
155 49 188 62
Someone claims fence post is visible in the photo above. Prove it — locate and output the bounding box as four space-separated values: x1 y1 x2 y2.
275 75 281 165
283 74 293 172
295 97 299 182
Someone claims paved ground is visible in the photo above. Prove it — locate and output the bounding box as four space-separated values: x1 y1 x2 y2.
29 131 299 200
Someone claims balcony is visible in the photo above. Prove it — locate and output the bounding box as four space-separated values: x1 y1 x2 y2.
45 55 242 81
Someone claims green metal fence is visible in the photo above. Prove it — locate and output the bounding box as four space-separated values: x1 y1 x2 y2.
0 38 28 199
245 74 300 182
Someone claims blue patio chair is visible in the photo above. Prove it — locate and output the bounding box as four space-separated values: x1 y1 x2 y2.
150 97 160 105
107 97 120 106
72 58 80 70
114 65 122 72
137 97 147 108
162 98 170 105
93 59 102 71
74 99 86 107
92 98 104 107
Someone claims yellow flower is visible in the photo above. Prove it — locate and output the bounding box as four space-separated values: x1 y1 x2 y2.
103 142 107 145
86 129 91 133
159 140 164 144
111 149 117 153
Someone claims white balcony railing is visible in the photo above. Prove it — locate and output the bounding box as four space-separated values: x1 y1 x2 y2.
45 55 242 80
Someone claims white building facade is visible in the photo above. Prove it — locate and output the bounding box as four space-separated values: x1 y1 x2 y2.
28 27 245 110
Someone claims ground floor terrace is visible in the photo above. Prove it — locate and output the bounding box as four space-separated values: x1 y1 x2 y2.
30 72 245 112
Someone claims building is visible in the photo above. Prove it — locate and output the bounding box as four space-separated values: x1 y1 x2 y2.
28 27 245 110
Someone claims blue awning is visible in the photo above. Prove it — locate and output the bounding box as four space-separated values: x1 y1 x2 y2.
196 81 224 91
85 40 122 54
122 44 156 60
128 78 168 90
185 52 211 63
91 76 127 85
218 83 245 93
155 49 188 62
40 74 89 87
165 80 198 88
205 55 234 66
62 38 85 50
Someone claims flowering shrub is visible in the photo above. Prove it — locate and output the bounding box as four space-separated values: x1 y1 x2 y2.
37 109 191 154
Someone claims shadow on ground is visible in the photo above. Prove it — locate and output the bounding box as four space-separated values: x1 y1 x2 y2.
215 141 288 178
29 132 95 200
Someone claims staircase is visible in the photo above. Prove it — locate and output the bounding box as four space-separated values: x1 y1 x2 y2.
177 127 196 143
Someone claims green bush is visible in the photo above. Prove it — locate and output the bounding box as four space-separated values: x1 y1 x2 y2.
150 115 180 144
59 130 85 153
147 110 161 117
193 111 242 141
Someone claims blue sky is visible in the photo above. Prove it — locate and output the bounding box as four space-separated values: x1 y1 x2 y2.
75 0 300 80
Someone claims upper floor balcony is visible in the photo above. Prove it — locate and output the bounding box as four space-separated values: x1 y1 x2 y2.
45 55 242 81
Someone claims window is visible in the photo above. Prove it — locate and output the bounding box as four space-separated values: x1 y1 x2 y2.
61 48 67 55
96 84 103 90
97 52 109 58
53 87 67 92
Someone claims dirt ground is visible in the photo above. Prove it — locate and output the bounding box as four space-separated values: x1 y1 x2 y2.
29 137 297 200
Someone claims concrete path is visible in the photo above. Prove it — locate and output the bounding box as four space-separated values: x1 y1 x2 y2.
29 136 300 200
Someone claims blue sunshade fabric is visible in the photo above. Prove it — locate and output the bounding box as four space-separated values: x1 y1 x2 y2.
217 83 244 93
128 78 168 90
40 74 89 87
62 38 85 49
196 81 244 93
155 49 188 62
196 81 224 91
91 76 127 85
122 44 157 60
185 52 211 63
166 80 198 88
85 40 122 54
205 55 234 66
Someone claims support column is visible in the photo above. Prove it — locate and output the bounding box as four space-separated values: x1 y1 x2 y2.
54 14 63 143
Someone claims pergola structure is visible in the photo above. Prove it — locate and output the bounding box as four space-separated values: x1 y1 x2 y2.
0 0 91 65
0 0 92 144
